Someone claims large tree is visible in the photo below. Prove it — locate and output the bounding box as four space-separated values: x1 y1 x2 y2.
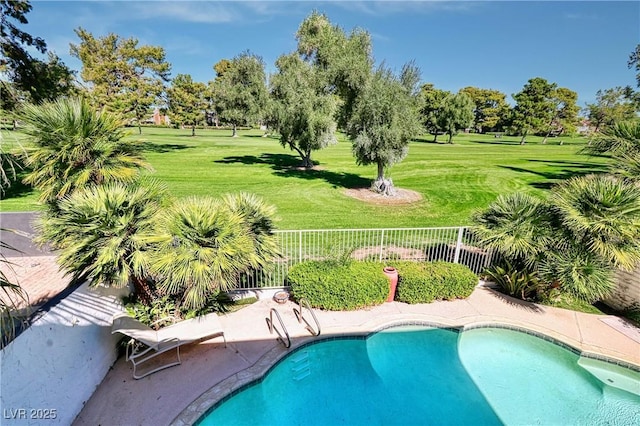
268 53 338 167
584 87 637 133
70 28 171 134
348 65 421 196
1 1 75 107
419 83 451 141
459 86 510 133
436 92 475 143
212 51 267 137
295 11 373 129
167 74 207 136
541 87 580 143
19 97 151 205
511 77 557 144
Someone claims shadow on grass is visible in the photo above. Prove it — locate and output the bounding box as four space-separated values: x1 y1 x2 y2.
214 153 370 189
139 142 193 153
0 167 35 201
499 160 608 189
467 139 523 146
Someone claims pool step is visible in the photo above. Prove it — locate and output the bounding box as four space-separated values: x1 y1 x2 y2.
291 351 311 381
578 357 640 396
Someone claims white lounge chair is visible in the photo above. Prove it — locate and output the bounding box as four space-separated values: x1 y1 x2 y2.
111 312 227 379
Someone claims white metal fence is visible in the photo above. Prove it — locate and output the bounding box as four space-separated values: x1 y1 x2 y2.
238 227 494 289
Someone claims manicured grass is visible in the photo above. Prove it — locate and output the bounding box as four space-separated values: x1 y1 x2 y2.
0 126 608 229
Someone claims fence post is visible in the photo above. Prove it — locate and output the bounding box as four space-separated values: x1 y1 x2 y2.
298 230 304 262
379 229 385 262
453 227 464 264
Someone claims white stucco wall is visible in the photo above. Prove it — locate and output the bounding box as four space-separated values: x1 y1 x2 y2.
0 283 127 425
604 267 640 311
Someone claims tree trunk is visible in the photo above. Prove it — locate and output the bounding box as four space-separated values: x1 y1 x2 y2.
447 132 453 144
520 131 527 145
232 123 238 137
191 124 196 137
138 124 142 135
433 132 438 143
131 276 155 306
371 162 396 196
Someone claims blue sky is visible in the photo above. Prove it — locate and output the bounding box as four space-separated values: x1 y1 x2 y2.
23 1 640 106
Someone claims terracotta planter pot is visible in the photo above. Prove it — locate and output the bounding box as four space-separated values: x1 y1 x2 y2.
383 266 398 302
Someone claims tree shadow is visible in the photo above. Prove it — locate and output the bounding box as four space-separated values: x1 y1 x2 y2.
0 170 35 201
214 153 370 189
139 142 192 153
467 139 523 146
499 160 608 189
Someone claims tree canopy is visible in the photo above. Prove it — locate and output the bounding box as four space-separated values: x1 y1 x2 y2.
211 51 268 137
459 87 509 133
70 28 170 133
296 11 373 128
511 77 557 144
269 53 338 167
585 87 637 133
167 73 207 136
0 0 75 107
436 92 475 143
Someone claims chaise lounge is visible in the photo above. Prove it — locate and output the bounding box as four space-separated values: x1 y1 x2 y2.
111 312 227 379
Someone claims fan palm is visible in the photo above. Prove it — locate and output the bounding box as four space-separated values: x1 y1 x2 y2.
222 192 280 267
550 174 640 271
471 192 553 269
152 194 278 309
1 231 29 348
583 120 640 181
36 179 170 304
538 248 615 303
19 97 151 204
151 196 263 310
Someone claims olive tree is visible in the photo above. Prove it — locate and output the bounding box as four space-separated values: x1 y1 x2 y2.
348 65 421 196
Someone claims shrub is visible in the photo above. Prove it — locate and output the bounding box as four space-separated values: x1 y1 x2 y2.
484 261 540 300
288 260 388 310
392 261 478 304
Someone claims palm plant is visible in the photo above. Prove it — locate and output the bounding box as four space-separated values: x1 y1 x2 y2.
582 120 640 181
36 179 170 304
19 97 151 205
1 231 29 348
471 192 553 269
151 195 279 310
222 192 280 267
550 174 640 271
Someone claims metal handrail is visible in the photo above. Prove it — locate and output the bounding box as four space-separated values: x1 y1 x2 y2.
293 299 321 337
266 308 291 348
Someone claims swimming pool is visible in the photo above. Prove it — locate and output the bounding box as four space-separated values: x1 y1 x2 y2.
198 326 640 425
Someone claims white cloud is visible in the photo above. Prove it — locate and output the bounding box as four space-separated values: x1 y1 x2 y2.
127 2 237 23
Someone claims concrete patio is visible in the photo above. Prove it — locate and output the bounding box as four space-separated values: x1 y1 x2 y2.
73 286 640 426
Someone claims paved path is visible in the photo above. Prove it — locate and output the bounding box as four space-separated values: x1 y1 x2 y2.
0 212 51 257
73 287 640 426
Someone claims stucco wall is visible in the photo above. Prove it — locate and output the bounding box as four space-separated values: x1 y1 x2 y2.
604 267 640 311
0 283 127 425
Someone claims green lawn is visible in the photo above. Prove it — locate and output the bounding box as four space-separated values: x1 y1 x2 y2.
0 127 608 229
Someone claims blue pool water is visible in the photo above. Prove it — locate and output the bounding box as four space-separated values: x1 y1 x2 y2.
199 326 640 425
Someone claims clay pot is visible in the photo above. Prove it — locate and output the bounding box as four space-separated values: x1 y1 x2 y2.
383 266 399 302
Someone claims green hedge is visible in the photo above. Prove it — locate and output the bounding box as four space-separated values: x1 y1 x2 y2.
391 261 478 304
288 260 389 310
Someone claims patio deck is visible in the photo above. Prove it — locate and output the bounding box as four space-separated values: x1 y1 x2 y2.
73 286 640 426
